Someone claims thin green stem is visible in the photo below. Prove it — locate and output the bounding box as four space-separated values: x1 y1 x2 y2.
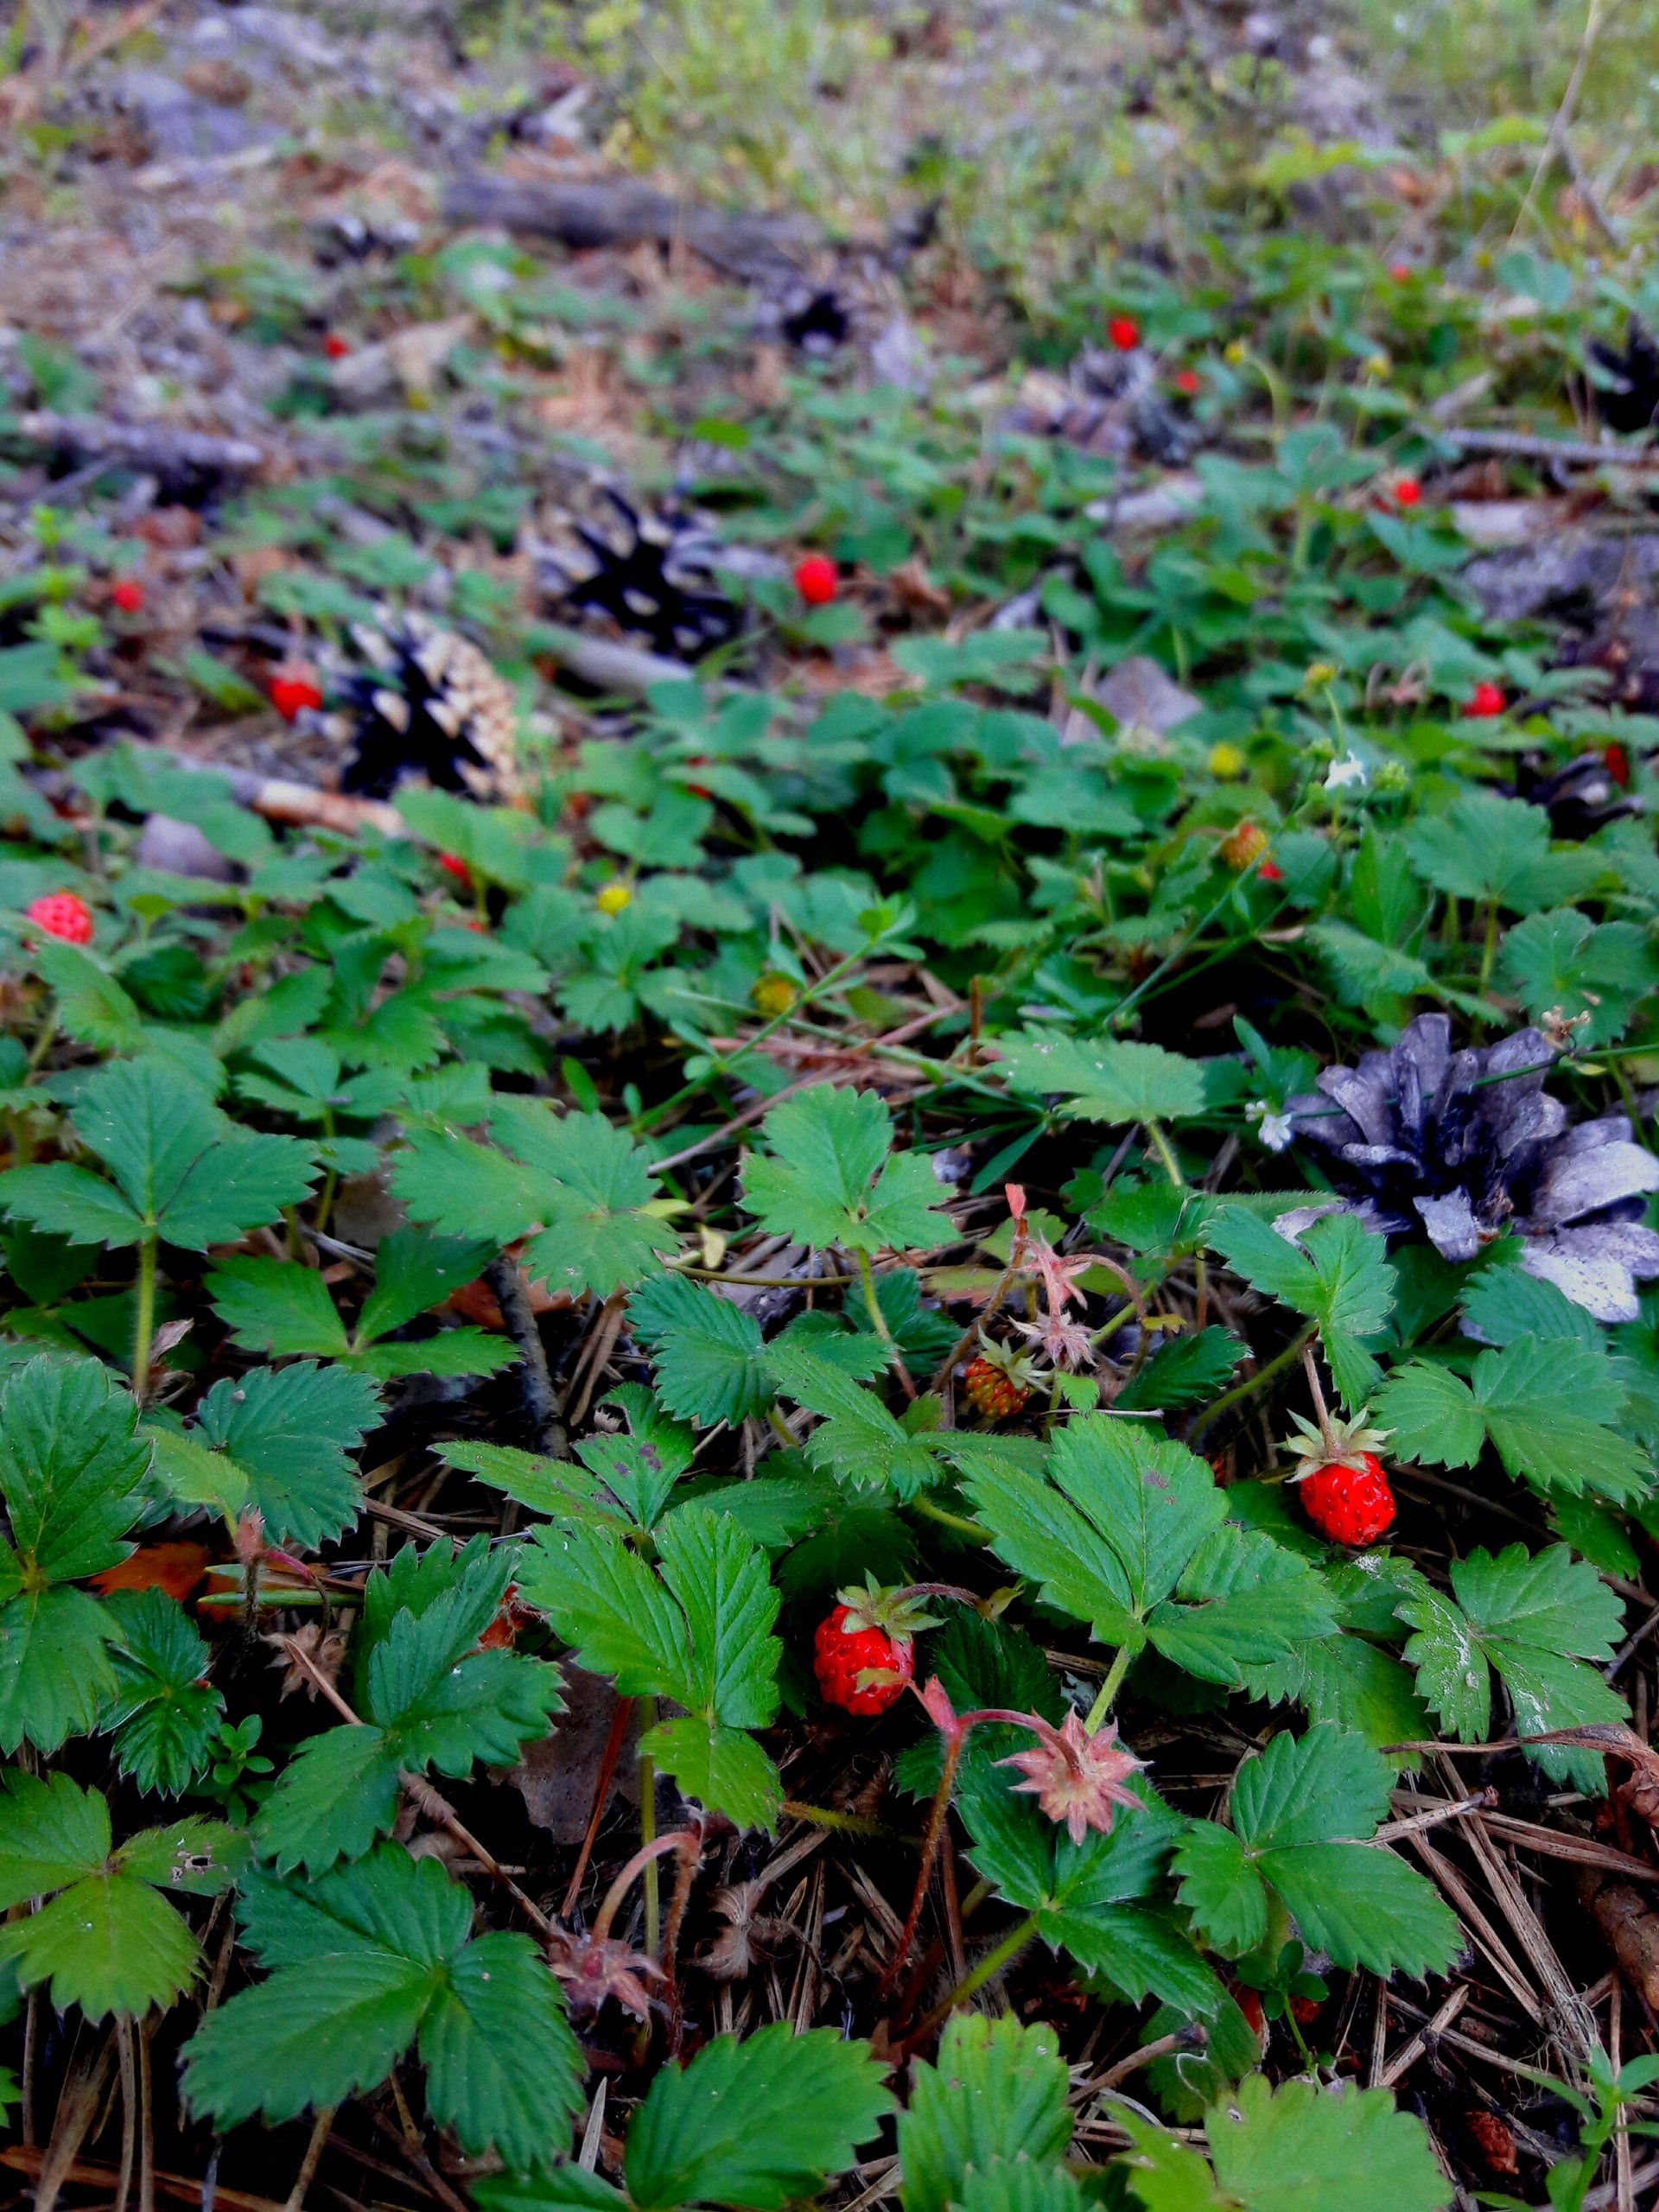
1084 1643 1133 1735
1188 1323 1318 1446
1477 896 1500 1000
132 1234 158 1402
911 1913 1039 2043
857 1247 916 1400
910 1495 989 1543
1143 1120 1183 1187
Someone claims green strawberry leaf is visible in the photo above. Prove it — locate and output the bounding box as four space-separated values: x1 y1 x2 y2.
740 1084 951 1254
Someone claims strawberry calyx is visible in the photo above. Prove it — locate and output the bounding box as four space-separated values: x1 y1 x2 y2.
1281 1406 1392 1480
830 1573 943 1645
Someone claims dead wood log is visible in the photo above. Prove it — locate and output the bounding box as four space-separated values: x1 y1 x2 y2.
16 413 270 490
442 173 817 277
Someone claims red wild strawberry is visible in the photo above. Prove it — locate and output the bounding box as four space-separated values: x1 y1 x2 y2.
25 892 94 945
1605 741 1632 789
324 334 352 359
1108 315 1141 351
437 852 472 883
963 1333 1041 1421
812 1580 940 1717
111 579 145 614
1462 680 1506 719
270 668 323 721
1298 1454 1395 1546
1259 860 1284 882
1284 1406 1395 1548
1173 367 1202 396
1289 1993 1324 2024
1390 476 1422 508
1388 261 1413 283
793 554 839 607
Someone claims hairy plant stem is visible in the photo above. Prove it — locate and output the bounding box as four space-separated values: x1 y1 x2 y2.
114 2017 136 2212
880 1731 967 2003
1187 1321 1317 1446
131 1234 158 1402
909 1913 1039 2044
1084 1643 1133 1735
1142 1119 1183 1187
857 1246 917 1401
639 1697 659 1960
909 1495 988 1542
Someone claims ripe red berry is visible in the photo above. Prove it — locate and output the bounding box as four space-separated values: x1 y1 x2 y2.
1605 741 1631 789
1259 860 1284 883
111 580 145 614
813 1604 913 1716
1389 262 1413 283
1217 819 1270 873
1108 315 1141 351
270 671 323 721
437 852 471 884
793 555 839 607
25 892 94 946
1297 1452 1395 1547
324 334 352 359
1173 367 1202 396
1462 681 1506 720
1290 1993 1324 2024
964 1355 1031 1421
1390 476 1422 508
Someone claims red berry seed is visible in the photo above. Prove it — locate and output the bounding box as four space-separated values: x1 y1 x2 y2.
793 555 839 607
25 892 94 946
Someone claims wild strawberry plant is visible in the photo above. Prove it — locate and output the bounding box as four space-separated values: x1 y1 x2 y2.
3 219 1659 2212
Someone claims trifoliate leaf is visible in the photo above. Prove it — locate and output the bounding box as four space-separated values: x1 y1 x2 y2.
0 1058 315 1252
1377 1336 1647 1501
963 1416 1334 1684
101 1587 224 1796
624 2024 893 2212
764 1342 943 1499
898 2012 1071 2212
518 1502 782 1829
1207 1208 1395 1408
0 1357 150 1752
191 1362 380 1548
0 1773 234 2019
256 1546 563 1873
627 1271 772 1427
996 1031 1208 1126
395 1105 674 1298
1399 1543 1625 1787
954 1751 1217 2015
1173 1727 1457 1978
740 1084 951 1254
1499 909 1659 1047
1406 792 1602 915
182 1846 583 2169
